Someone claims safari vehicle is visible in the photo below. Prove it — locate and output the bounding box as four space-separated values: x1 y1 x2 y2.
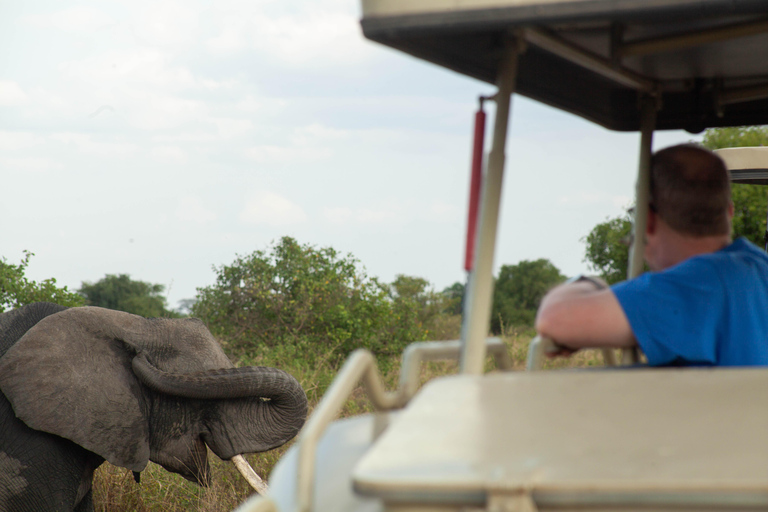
235 2 768 511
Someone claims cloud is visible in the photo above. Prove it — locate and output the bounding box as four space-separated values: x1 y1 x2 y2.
211 118 253 139
558 192 633 209
0 81 27 106
426 200 460 221
123 92 205 131
130 1 201 47
240 191 307 226
323 207 353 224
205 7 371 67
206 23 245 54
0 131 43 151
23 6 113 32
59 48 197 90
151 145 187 163
250 11 369 68
0 157 64 172
293 123 348 143
244 145 332 164
175 195 217 223
322 205 400 225
50 133 139 156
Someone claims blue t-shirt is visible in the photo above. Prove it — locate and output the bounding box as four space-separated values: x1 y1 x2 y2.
611 238 768 366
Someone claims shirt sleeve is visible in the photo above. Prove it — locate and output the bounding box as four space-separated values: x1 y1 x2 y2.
611 258 723 366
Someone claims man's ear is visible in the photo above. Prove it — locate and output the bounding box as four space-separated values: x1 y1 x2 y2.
728 201 734 219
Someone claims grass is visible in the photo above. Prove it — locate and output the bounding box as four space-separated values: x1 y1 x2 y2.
92 326 603 511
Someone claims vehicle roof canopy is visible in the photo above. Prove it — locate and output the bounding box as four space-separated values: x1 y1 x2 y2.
361 0 768 132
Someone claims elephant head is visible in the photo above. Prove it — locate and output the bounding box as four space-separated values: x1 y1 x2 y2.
0 306 307 487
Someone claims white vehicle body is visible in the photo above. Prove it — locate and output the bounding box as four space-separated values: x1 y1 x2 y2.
236 2 768 511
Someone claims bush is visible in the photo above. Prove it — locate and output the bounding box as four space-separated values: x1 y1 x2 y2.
388 275 460 342
193 237 438 365
0 251 85 312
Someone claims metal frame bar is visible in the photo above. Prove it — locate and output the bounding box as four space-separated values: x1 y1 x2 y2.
401 338 511 396
720 83 768 106
460 41 519 374
627 96 656 279
619 17 768 57
525 28 656 93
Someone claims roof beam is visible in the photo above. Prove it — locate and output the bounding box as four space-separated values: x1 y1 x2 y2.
620 18 768 57
524 28 656 93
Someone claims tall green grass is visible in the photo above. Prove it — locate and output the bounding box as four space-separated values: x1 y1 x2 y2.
92 326 603 511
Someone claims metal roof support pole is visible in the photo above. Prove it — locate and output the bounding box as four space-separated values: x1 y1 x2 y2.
460 41 519 375
623 94 657 365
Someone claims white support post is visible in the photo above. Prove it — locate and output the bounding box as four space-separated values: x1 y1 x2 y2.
460 41 519 375
628 96 657 278
623 95 657 365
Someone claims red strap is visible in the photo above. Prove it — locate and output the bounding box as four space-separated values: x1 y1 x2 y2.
465 108 486 271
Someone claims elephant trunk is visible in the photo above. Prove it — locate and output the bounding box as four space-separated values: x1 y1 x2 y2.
132 351 307 457
132 352 306 411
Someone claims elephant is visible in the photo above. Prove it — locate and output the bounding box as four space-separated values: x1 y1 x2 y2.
0 302 308 512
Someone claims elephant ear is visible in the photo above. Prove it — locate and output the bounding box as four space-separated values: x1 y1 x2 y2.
0 307 150 472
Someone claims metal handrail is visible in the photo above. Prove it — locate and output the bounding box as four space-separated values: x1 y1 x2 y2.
295 338 510 512
400 338 512 397
526 335 556 371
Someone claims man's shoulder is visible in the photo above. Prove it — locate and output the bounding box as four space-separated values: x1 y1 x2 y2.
701 237 768 266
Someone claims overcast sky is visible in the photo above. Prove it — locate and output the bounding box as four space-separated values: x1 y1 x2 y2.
1 0 700 310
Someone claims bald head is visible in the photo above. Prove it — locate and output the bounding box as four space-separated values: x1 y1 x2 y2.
650 145 731 237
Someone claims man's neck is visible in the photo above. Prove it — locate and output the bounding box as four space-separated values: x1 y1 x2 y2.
655 223 731 270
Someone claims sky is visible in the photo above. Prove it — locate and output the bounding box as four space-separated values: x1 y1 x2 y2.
1 0 701 311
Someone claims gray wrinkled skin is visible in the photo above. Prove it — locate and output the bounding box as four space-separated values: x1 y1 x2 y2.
0 303 307 512
0 452 27 508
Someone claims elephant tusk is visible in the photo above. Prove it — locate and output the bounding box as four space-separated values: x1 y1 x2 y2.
233 454 269 495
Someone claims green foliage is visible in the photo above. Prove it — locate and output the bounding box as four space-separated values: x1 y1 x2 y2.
701 125 768 150
388 274 457 342
701 125 768 247
441 281 465 316
0 251 85 312
582 210 633 285
491 259 566 332
730 184 768 247
193 237 445 365
79 274 180 318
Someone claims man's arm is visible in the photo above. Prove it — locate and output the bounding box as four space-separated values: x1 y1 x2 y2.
535 280 636 350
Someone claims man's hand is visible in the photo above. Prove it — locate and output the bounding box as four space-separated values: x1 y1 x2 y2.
545 344 578 358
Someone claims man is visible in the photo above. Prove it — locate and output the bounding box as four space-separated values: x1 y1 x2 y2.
535 144 768 366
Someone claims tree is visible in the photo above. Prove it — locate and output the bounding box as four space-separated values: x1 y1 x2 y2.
491 259 566 332
193 237 431 362
0 251 85 312
79 274 179 318
441 282 465 316
582 210 632 285
701 126 768 149
388 275 453 341
583 126 768 282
